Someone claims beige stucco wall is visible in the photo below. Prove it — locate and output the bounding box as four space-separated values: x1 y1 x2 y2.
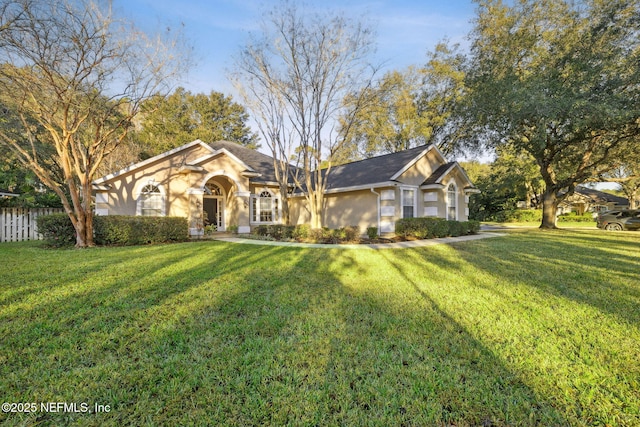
395 150 439 187
95 143 253 234
323 189 378 231
95 142 475 237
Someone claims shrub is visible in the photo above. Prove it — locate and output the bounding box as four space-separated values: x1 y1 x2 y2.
253 225 269 236
366 226 378 240
253 224 295 239
396 217 479 240
343 226 360 242
558 212 595 222
93 216 188 246
36 213 76 247
292 224 311 240
502 209 542 223
227 224 239 234
467 220 481 234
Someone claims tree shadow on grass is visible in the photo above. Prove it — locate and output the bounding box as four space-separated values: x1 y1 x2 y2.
449 230 640 326
1 242 569 426
389 232 640 426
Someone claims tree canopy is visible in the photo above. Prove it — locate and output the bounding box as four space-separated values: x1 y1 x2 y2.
0 0 187 246
134 87 259 158
337 42 468 162
465 0 640 227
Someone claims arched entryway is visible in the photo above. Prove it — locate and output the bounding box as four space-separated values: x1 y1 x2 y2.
203 181 225 230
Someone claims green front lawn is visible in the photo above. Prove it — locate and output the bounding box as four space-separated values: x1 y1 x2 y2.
1 230 638 426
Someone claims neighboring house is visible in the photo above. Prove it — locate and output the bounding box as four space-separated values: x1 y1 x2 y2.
0 188 19 198
92 140 479 236
558 185 629 215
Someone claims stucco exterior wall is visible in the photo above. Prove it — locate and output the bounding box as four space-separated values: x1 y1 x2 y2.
322 189 378 231
396 151 439 187
96 142 215 216
95 144 255 234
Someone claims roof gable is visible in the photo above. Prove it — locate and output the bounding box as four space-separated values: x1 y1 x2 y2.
94 139 212 184
93 139 271 185
324 145 443 190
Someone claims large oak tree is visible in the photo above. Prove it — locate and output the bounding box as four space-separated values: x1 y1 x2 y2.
466 0 640 228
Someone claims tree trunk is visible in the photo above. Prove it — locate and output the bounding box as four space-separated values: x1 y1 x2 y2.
540 189 559 229
627 189 637 209
279 186 291 225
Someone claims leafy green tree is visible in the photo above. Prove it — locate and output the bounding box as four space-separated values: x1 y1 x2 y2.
598 141 640 209
337 67 430 161
465 0 640 228
337 42 468 162
135 88 259 157
0 144 63 208
463 146 544 221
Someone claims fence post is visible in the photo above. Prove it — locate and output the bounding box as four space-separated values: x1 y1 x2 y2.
0 208 65 242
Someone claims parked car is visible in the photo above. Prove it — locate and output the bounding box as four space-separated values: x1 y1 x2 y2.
596 209 640 231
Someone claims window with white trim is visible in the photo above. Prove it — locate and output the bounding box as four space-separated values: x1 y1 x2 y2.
447 183 457 220
205 182 222 195
139 184 163 216
402 189 415 218
251 190 279 223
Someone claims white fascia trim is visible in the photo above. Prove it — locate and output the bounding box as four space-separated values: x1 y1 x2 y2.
92 184 112 191
323 181 399 195
434 162 476 188
93 139 205 185
420 184 445 190
464 188 482 194
390 145 446 181
433 164 457 184
189 147 256 174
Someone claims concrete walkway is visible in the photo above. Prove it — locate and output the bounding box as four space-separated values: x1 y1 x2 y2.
211 231 506 250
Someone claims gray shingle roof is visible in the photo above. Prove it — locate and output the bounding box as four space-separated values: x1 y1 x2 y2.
209 141 284 183
422 162 457 186
323 145 433 190
210 141 476 192
575 185 628 205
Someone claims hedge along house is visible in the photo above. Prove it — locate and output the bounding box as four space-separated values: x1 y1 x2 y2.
92 139 479 237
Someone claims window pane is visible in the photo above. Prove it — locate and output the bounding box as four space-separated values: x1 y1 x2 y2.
403 190 414 218
252 197 257 222
447 184 456 220
403 206 414 218
140 186 162 216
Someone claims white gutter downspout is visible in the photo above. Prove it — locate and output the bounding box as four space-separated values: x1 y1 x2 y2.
370 188 381 236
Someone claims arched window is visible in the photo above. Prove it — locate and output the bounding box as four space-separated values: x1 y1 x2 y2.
139 184 164 216
205 182 222 196
251 190 279 223
447 183 457 220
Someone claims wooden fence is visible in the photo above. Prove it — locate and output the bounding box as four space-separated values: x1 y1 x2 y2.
0 208 65 242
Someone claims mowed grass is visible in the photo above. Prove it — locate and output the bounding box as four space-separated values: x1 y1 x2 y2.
0 229 638 426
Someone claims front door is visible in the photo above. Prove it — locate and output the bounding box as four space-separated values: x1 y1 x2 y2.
203 197 224 230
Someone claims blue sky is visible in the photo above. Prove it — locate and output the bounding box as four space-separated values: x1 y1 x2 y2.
113 0 477 95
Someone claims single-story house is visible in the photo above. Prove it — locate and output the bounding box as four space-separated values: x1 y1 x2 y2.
558 185 629 215
92 140 479 236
